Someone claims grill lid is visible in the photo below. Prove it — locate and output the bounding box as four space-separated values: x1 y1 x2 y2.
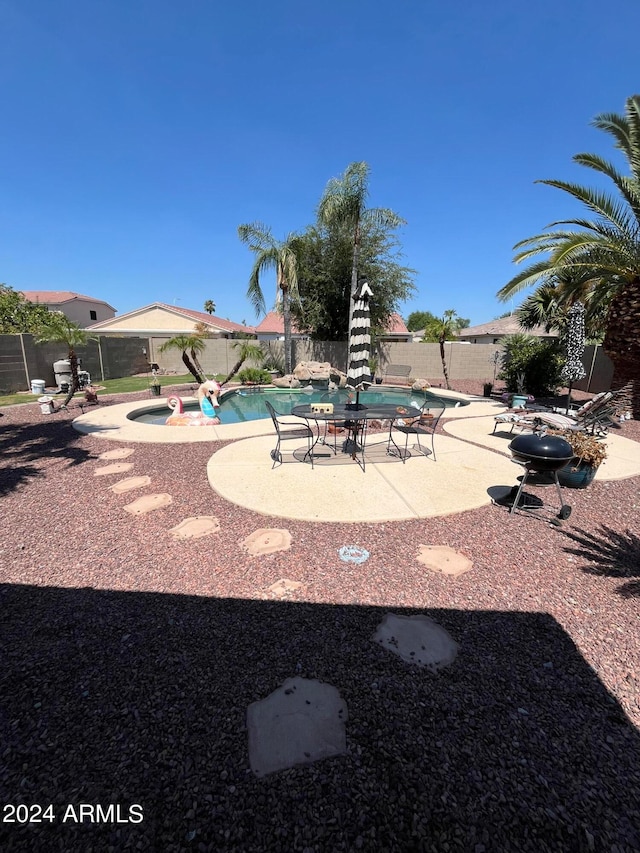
509 433 574 470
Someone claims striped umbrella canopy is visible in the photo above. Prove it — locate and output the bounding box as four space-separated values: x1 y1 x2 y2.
346 278 373 403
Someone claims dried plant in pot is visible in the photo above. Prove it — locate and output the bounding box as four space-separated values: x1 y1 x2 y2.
549 428 607 488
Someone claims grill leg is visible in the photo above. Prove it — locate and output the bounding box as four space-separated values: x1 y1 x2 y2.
509 468 531 514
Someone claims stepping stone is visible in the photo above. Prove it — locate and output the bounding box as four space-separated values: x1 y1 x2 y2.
123 493 173 515
98 448 135 460
268 578 303 598
247 677 348 777
169 516 221 539
94 463 134 476
416 545 473 577
241 528 292 556
373 613 459 673
109 476 152 494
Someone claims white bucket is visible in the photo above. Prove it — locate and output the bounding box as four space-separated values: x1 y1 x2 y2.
38 395 54 414
31 379 46 395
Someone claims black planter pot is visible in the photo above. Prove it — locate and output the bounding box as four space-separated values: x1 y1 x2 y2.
483 383 493 398
150 385 161 396
556 459 598 489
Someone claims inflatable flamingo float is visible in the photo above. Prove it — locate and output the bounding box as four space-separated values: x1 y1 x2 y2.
165 380 221 426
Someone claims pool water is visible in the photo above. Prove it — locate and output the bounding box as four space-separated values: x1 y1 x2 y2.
130 386 466 426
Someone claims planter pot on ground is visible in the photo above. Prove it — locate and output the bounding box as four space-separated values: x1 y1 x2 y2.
557 459 598 489
375 377 382 385
150 385 161 396
483 383 493 398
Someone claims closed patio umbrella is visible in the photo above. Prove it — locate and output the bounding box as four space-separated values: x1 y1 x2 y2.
560 301 586 415
346 278 373 407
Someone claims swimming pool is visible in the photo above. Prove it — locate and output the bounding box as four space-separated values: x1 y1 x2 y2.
128 386 468 426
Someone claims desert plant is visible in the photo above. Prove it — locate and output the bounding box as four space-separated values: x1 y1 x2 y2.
549 428 608 468
238 367 272 384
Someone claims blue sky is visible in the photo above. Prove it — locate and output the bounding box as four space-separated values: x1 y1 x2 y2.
1 0 638 328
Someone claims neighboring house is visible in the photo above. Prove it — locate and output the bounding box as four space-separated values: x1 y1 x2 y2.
254 311 412 342
21 290 116 326
456 315 559 345
380 313 412 343
87 303 255 338
254 311 309 342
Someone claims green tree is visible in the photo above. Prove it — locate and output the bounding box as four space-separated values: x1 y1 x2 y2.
290 219 415 341
204 300 216 315
222 339 264 385
317 162 405 362
497 95 640 416
0 284 56 334
238 222 301 375
422 310 461 389
35 313 91 407
159 334 207 383
406 310 437 332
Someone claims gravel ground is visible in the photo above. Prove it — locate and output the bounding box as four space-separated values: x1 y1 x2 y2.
1 382 639 852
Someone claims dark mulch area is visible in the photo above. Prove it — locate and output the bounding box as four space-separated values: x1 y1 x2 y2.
1 384 639 852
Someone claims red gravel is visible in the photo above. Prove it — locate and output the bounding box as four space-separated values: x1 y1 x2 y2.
1 386 639 852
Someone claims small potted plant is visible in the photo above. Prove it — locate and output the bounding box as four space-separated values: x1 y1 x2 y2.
483 381 493 398
150 370 161 396
551 428 608 488
369 356 382 384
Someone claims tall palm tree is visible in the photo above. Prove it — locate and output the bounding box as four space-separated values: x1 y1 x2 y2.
317 162 405 365
423 310 460 390
159 334 206 383
238 222 301 375
222 339 263 385
204 300 216 315
35 313 90 407
497 94 640 416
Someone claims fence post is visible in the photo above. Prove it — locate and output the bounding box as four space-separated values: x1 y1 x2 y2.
19 334 30 390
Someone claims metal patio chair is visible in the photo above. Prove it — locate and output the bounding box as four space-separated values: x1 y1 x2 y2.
387 398 446 462
265 400 315 468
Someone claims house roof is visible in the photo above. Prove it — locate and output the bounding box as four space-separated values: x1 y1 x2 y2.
21 290 116 311
88 302 255 334
457 315 557 339
254 311 410 336
254 311 305 335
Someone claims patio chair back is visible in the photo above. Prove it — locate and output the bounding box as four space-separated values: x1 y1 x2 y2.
388 398 446 462
265 400 315 468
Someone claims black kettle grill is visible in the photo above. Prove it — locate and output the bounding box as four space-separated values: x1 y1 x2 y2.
506 433 574 522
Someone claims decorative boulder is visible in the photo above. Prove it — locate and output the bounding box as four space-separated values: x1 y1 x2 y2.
272 375 301 388
293 361 332 382
412 378 431 392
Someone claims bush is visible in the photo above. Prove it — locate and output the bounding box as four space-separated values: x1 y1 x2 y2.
237 367 272 384
498 334 564 396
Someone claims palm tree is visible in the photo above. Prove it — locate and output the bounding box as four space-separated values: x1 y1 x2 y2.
204 300 216 315
317 162 405 366
422 310 460 389
238 222 301 375
497 95 640 416
159 334 206 383
35 313 90 407
222 339 263 385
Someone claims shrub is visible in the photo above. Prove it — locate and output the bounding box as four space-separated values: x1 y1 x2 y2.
498 334 564 396
238 367 272 384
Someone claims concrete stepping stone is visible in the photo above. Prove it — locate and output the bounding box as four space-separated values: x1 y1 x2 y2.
98 448 135 460
169 516 221 539
373 613 459 673
241 528 292 556
123 493 173 515
416 545 473 577
247 677 348 777
109 476 152 494
94 463 134 476
268 578 303 598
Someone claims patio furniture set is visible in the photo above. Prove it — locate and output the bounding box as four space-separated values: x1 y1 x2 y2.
266 399 445 472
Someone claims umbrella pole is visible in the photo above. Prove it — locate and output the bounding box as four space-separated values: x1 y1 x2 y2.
566 381 572 416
